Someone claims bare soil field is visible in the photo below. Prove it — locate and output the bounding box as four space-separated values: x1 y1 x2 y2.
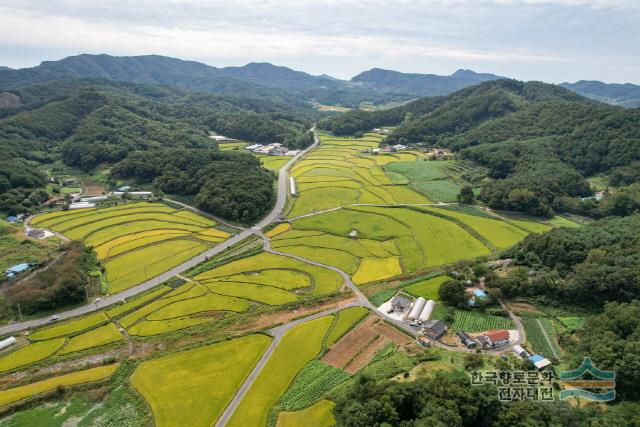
322 316 411 373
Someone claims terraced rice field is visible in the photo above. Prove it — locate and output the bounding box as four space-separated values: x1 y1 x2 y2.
0 364 119 408
30 202 232 293
288 134 429 217
132 335 271 427
0 339 65 373
274 203 545 284
112 251 343 337
227 316 334 427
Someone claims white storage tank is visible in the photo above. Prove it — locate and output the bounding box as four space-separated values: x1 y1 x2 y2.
407 297 426 320
0 336 17 351
418 300 435 322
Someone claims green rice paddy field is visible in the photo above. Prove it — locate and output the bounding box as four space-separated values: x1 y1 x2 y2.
273 204 542 284
288 134 430 217
30 202 232 294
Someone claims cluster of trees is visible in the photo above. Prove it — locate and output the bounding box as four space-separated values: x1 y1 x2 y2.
3 241 99 315
0 160 48 215
320 79 640 217
573 300 640 400
0 78 317 216
112 149 275 223
496 214 640 307
333 374 637 426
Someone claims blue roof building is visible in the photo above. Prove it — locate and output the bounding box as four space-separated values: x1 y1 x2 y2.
5 263 31 278
528 354 552 369
473 289 488 299
6 216 18 223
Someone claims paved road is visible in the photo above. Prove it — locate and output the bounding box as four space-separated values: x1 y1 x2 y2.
0 128 320 337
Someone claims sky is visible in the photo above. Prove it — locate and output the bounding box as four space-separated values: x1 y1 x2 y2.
0 0 638 84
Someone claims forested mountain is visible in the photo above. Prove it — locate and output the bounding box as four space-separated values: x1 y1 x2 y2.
320 79 640 216
0 78 313 219
351 68 503 97
0 55 509 108
561 80 640 108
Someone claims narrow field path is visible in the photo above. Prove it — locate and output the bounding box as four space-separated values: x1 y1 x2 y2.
536 317 559 359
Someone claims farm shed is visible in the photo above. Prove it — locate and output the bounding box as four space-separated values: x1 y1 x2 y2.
483 330 510 347
26 228 45 239
422 320 447 340
417 300 435 322
0 336 16 351
69 202 95 209
118 185 131 192
246 144 263 151
5 263 31 278
456 331 477 348
529 354 552 370
290 177 297 196
512 345 530 358
407 297 426 320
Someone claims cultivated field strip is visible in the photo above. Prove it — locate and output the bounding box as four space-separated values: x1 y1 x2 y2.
31 202 233 294
288 133 430 217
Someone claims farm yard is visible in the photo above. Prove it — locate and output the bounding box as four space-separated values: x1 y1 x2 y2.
30 202 233 293
288 133 430 217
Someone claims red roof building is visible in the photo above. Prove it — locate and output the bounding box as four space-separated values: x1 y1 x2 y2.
483 329 510 347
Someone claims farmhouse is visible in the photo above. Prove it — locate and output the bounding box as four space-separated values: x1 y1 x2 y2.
118 185 131 192
468 288 488 306
529 354 552 370
392 144 408 151
389 294 411 313
5 263 31 278
269 146 289 156
482 329 510 348
245 143 263 151
422 320 447 340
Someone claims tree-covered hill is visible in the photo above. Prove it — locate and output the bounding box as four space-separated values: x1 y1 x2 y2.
561 80 640 108
320 79 640 216
0 78 313 220
350 67 503 97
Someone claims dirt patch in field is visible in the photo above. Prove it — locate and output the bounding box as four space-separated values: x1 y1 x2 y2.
83 183 106 197
322 316 411 373
221 294 358 335
505 300 542 315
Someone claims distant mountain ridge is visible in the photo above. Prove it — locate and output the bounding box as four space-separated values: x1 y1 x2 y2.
560 80 640 108
350 68 504 97
0 54 507 106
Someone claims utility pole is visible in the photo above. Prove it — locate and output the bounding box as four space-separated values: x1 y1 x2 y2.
17 303 22 322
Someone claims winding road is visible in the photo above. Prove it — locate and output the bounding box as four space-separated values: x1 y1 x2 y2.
4 127 527 427
0 128 320 337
